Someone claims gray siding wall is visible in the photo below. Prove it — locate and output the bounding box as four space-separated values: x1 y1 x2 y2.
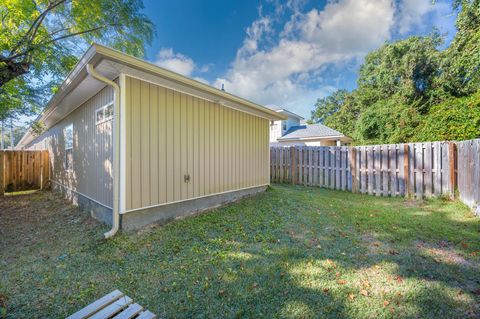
28 85 114 208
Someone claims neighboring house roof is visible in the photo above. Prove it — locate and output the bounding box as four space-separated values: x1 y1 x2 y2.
18 44 287 148
266 105 304 120
277 123 351 141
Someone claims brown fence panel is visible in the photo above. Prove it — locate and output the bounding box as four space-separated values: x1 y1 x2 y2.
457 139 480 214
270 141 455 199
0 150 49 194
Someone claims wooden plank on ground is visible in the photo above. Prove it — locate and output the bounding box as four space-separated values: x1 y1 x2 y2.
66 290 124 319
136 310 157 319
89 296 133 319
111 303 143 319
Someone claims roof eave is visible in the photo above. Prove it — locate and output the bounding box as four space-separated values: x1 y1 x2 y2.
18 44 287 148
93 44 287 121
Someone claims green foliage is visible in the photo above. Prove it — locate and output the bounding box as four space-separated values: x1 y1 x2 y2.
0 0 154 122
311 2 480 144
437 0 480 96
30 120 47 137
417 91 480 141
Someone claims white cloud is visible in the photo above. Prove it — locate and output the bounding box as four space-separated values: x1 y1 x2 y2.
154 48 196 76
215 0 396 117
396 0 435 35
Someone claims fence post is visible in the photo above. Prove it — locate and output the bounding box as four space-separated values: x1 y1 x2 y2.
350 147 357 193
404 144 410 197
448 141 457 199
0 151 4 196
290 146 297 185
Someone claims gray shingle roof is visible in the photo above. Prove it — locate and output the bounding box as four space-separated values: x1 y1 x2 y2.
279 123 344 140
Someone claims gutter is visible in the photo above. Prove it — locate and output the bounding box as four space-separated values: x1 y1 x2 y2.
86 64 120 239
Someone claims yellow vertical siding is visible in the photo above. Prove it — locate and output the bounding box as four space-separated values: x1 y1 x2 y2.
125 76 270 211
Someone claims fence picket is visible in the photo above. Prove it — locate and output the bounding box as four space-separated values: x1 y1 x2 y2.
270 138 478 214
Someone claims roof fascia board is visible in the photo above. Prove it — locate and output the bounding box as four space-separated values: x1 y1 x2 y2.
276 109 304 120
94 44 286 121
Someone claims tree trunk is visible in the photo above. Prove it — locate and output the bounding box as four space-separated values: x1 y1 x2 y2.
1 121 3 150
0 60 30 88
10 119 13 150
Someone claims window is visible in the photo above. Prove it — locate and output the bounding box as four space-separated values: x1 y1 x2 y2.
96 102 114 124
64 124 73 171
282 121 287 131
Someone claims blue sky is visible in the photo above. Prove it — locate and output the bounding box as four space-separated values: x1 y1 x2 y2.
141 0 457 119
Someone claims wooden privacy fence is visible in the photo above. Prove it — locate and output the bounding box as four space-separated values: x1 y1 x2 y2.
271 141 458 199
0 150 49 195
457 139 480 214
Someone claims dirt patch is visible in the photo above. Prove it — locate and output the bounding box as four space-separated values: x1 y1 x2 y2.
0 191 102 262
415 240 476 268
403 199 425 208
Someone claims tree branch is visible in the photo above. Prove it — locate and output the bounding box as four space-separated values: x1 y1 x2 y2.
8 0 70 56
6 24 119 61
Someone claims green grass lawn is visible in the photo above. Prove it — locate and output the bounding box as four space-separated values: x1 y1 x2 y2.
1 185 479 318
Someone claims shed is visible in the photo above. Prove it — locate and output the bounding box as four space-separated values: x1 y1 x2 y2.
18 44 286 234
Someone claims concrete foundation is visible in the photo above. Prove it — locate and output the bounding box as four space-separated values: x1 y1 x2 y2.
51 181 113 225
121 185 268 230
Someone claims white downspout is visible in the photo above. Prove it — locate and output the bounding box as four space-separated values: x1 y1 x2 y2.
86 64 120 239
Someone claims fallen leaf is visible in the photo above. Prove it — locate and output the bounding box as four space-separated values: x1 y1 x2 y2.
218 290 226 296
323 288 329 294
395 276 404 284
360 289 369 297
362 280 371 289
252 282 258 288
383 300 390 307
337 279 347 285
389 249 399 255
348 293 356 300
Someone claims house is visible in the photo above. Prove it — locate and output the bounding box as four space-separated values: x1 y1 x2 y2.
268 106 352 146
17 44 286 236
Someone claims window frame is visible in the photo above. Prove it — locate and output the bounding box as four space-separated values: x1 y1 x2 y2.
95 102 114 125
64 123 73 171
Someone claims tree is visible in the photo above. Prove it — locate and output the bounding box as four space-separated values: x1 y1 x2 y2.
0 0 154 120
311 90 359 137
436 0 480 96
310 0 480 144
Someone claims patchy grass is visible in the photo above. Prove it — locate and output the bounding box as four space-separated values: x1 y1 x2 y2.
1 185 479 318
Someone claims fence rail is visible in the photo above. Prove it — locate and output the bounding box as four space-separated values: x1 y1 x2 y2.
271 139 479 213
0 150 49 195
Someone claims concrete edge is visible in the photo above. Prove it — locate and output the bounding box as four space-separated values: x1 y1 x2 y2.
121 185 268 231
